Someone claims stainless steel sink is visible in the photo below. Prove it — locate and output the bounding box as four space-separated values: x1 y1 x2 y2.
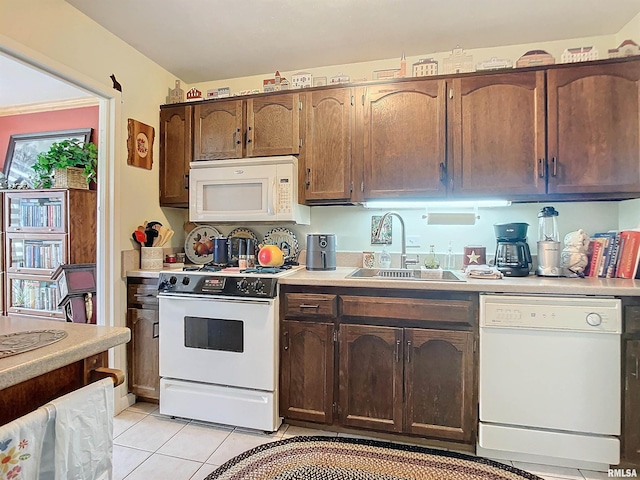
346 268 466 282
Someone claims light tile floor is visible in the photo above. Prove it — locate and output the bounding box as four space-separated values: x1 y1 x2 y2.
113 402 611 480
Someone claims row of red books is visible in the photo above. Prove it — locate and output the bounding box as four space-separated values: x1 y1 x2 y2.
585 230 640 279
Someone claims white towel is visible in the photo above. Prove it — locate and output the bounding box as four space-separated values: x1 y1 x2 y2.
47 377 114 480
0 407 49 480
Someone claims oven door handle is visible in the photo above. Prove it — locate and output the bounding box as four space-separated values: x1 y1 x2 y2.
158 292 274 305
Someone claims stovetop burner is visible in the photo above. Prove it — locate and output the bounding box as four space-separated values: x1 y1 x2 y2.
159 265 301 298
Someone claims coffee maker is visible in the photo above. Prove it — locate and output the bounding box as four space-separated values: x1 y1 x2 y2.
536 206 561 277
494 223 532 277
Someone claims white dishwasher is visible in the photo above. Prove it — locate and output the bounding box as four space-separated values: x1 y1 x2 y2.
477 294 621 471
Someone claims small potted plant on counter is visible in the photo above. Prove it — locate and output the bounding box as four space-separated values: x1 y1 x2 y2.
32 139 97 189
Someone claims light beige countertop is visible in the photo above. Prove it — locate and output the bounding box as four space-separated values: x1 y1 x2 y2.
0 317 130 390
129 266 640 296
279 267 640 296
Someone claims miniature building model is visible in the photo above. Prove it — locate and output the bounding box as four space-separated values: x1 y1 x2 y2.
186 87 203 101
561 46 599 63
373 53 407 80
412 58 439 77
476 57 513 71
263 71 289 92
608 40 640 58
443 47 475 74
169 80 185 103
292 72 313 89
516 50 556 68
330 73 350 84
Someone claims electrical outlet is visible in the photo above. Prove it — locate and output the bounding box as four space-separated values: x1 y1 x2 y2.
407 235 420 248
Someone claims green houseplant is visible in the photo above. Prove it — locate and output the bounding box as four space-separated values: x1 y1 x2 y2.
32 139 97 188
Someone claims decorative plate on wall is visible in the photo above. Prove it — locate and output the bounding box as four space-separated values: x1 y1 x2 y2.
263 227 300 262
184 225 222 264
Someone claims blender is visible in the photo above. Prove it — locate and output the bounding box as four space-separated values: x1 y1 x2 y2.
536 206 561 277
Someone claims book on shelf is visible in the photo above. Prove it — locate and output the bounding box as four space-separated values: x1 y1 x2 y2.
616 230 640 279
585 238 605 277
591 231 619 278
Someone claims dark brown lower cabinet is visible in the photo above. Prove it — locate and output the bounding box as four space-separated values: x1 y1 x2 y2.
623 339 640 465
127 307 159 401
339 325 404 432
279 288 477 446
279 320 335 424
126 278 159 402
404 329 474 442
338 324 475 441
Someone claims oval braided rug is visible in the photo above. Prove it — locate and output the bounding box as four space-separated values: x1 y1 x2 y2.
205 436 543 480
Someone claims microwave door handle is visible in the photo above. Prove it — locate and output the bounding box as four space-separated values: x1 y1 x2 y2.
268 178 277 216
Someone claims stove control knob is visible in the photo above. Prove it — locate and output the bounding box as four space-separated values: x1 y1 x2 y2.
586 312 602 326
169 276 178 285
182 276 190 285
253 280 264 292
237 279 249 291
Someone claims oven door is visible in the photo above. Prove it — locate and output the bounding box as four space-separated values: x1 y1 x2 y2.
158 293 277 391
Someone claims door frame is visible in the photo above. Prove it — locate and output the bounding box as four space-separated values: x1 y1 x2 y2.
0 33 126 405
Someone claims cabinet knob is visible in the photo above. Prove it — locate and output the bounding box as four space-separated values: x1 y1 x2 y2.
550 157 558 177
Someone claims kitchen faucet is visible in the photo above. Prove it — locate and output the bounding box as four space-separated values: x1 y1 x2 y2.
374 212 419 269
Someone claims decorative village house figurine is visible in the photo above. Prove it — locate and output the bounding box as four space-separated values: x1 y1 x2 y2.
609 39 640 58
442 46 475 74
186 87 203 101
291 72 313 89
561 46 598 63
169 80 184 103
263 71 289 92
516 50 555 68
412 58 438 77
330 72 350 84
373 53 407 80
476 57 513 71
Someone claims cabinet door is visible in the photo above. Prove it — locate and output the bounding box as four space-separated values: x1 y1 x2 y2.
450 72 546 196
247 93 300 157
159 105 193 206
624 339 640 464
194 100 244 160
547 60 640 195
280 320 334 424
339 324 403 432
303 88 353 201
404 329 475 442
127 307 160 401
363 80 446 198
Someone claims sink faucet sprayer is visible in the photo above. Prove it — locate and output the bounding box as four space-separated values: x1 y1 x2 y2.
374 212 419 269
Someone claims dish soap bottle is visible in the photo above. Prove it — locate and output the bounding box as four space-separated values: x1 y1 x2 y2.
444 241 454 270
424 244 440 269
379 245 391 269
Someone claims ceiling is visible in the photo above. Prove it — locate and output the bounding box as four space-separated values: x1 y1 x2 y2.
1 1 639 109
0 53 93 109
65 0 640 84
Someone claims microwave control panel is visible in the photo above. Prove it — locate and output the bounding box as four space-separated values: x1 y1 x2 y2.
278 178 292 214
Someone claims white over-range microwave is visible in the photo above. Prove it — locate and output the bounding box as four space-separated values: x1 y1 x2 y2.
189 155 310 224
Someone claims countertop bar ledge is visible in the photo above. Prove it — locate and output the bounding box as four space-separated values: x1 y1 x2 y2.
0 316 130 390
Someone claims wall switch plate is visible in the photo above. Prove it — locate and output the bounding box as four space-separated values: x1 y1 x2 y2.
407 235 420 248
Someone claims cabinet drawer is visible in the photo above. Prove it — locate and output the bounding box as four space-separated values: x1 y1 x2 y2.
341 296 473 325
127 281 158 308
284 293 337 318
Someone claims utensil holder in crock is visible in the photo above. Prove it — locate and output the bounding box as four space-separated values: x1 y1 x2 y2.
141 246 164 270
